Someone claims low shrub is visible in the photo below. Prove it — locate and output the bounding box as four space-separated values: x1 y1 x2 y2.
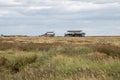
88 43 120 58
0 53 37 73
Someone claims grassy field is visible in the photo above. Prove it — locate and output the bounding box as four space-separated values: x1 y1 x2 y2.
0 36 120 80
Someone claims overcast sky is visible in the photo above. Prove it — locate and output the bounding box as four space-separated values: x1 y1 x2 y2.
0 0 120 36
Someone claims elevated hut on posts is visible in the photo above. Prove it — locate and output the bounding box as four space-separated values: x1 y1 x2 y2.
64 30 85 37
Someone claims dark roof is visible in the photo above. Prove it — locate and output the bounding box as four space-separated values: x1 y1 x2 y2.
67 30 82 32
46 32 54 33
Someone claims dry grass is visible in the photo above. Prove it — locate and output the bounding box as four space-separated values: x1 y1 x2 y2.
0 36 120 80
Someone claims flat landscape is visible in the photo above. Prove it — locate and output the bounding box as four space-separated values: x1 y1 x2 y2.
0 36 120 80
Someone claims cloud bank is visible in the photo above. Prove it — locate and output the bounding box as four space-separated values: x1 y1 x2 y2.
0 0 120 36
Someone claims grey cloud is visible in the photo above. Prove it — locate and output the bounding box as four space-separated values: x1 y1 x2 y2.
70 0 120 3
0 0 120 36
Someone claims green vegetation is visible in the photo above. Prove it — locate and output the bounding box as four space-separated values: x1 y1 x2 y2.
0 37 120 80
